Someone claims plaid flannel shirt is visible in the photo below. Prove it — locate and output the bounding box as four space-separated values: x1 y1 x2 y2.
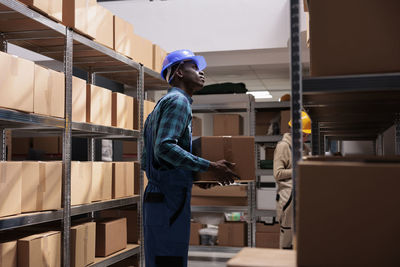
141 87 210 172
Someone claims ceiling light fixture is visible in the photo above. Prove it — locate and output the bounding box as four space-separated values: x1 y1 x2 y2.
246 91 273 99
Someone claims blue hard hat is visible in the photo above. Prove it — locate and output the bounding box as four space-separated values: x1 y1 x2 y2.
161 49 207 80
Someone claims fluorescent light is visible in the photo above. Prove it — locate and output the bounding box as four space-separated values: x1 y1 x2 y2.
246 91 273 99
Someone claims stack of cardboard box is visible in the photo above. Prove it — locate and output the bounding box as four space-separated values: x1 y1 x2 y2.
218 222 247 247
255 223 280 249
18 0 169 72
70 161 137 206
0 161 63 218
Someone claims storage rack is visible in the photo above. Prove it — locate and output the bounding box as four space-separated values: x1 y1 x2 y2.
190 94 257 250
289 0 400 237
0 1 168 266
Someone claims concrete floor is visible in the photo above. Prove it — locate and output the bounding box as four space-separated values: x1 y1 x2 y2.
188 249 237 267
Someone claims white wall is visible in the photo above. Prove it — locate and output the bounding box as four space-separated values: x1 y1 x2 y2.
100 0 308 53
341 141 375 156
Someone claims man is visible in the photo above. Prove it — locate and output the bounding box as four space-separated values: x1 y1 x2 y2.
273 111 311 249
141 49 239 267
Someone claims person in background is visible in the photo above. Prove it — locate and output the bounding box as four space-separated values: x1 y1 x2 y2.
273 111 311 249
141 49 239 267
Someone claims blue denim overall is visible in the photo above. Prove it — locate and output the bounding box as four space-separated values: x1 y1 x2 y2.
143 117 193 267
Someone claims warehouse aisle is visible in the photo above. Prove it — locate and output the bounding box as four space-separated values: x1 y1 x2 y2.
188 250 236 267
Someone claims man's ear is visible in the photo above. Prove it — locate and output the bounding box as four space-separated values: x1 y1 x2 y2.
175 67 184 79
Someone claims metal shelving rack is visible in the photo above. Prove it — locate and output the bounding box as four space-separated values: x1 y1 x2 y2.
190 94 257 250
289 0 400 238
253 101 289 244
0 1 168 266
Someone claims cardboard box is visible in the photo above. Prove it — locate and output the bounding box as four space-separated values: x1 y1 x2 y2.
86 84 112 127
19 0 62 22
62 0 97 37
0 162 22 218
227 247 296 267
309 0 400 76
255 111 280 136
114 16 134 58
143 100 156 123
112 92 134 130
256 188 277 210
71 222 96 267
21 161 62 213
112 162 134 199
192 116 202 136
99 208 138 243
91 162 112 202
0 240 17 267
280 110 290 134
297 161 400 266
122 141 137 156
89 4 114 49
192 137 255 181
33 137 60 154
213 114 243 136
256 223 280 233
0 52 34 113
152 44 167 73
133 98 139 130
255 232 279 249
96 218 127 257
71 161 92 206
191 196 248 206
72 76 87 123
33 65 65 118
132 34 153 69
18 231 61 267
189 222 204 245
218 222 246 247
264 147 275 161
192 185 247 197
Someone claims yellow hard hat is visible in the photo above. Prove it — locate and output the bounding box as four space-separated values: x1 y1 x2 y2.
288 111 311 134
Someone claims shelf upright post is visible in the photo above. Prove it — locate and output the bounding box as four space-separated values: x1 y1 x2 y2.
290 0 302 234
249 96 257 247
137 64 145 267
0 33 7 52
396 113 400 155
62 27 73 267
1 129 5 161
87 71 96 162
311 121 319 155
0 32 8 161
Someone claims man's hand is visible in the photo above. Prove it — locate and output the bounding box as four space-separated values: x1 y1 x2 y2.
209 160 240 186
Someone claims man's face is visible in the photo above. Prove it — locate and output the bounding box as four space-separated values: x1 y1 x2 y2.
180 61 205 92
